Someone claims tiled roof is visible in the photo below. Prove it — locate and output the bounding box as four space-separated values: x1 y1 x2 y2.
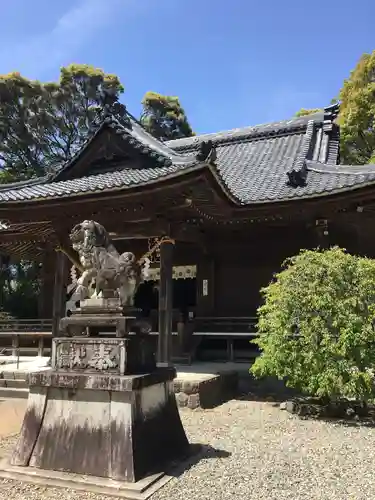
177 124 375 203
166 111 326 150
52 112 198 182
1 103 375 205
0 163 198 202
0 176 51 191
0 112 201 202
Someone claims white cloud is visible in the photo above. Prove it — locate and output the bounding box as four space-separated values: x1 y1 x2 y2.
0 0 130 78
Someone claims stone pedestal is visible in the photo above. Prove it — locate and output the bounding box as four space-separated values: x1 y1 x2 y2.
60 298 136 337
51 337 156 375
8 336 189 494
11 367 188 482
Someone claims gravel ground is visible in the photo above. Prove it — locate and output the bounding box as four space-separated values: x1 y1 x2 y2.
0 399 374 500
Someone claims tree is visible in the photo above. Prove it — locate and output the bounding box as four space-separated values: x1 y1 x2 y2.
295 52 375 165
251 247 375 403
0 259 41 318
294 108 322 117
0 64 124 182
338 51 375 164
140 91 194 141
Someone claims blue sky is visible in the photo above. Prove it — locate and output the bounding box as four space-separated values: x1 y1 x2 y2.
0 0 374 134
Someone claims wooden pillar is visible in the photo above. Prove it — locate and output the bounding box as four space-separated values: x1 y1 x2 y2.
157 237 175 366
39 251 55 319
52 251 67 337
314 219 330 249
196 254 215 316
354 216 371 257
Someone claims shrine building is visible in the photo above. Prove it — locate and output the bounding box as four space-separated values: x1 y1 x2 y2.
1 102 375 362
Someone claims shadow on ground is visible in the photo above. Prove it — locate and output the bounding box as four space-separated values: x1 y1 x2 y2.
235 373 299 404
318 417 375 428
168 444 231 478
235 377 375 428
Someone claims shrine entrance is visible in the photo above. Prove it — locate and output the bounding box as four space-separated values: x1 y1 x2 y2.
134 265 197 331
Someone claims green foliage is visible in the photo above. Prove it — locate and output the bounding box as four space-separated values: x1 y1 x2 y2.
251 247 375 402
294 108 322 117
0 260 41 319
338 51 375 164
0 309 14 320
140 91 194 141
0 64 124 182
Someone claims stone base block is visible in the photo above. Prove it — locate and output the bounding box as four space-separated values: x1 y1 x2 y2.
173 370 238 409
51 337 156 375
60 313 134 337
11 368 189 483
79 297 124 314
0 459 171 499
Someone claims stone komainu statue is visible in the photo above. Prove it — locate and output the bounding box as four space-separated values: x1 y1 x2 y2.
69 220 149 306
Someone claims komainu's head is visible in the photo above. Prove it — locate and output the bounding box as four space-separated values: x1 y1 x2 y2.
69 220 110 250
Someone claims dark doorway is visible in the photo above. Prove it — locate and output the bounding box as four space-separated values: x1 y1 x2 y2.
134 281 158 316
173 278 196 313
134 278 197 319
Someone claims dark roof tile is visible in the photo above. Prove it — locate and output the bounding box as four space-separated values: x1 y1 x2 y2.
1 103 375 205
0 164 193 202
166 111 324 150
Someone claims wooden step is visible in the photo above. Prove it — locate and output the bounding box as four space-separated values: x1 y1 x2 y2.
0 371 29 380
0 379 27 389
0 387 28 399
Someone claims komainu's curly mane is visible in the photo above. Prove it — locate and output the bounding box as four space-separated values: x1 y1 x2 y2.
70 220 111 251
69 220 147 306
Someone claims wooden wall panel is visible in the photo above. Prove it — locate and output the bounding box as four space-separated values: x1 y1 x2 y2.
210 225 317 317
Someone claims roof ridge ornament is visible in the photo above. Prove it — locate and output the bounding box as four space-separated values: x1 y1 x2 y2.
196 140 217 164
324 102 340 121
97 88 132 129
286 162 308 187
286 119 315 188
323 102 340 133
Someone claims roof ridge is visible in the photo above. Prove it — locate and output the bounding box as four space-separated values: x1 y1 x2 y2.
167 104 340 151
167 113 324 151
286 120 316 188
104 114 198 166
0 175 51 191
306 161 375 175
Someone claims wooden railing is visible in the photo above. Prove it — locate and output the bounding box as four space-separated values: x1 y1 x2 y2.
0 319 52 359
0 316 259 363
194 316 257 334
0 317 257 334
0 319 53 333
193 316 258 362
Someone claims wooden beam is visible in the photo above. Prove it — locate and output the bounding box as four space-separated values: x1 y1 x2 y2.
171 225 209 249
107 219 169 240
0 230 53 243
52 252 68 337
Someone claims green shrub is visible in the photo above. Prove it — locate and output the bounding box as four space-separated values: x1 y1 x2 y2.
251 247 375 402
0 309 13 321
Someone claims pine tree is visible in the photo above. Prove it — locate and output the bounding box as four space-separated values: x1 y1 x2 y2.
140 91 194 141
